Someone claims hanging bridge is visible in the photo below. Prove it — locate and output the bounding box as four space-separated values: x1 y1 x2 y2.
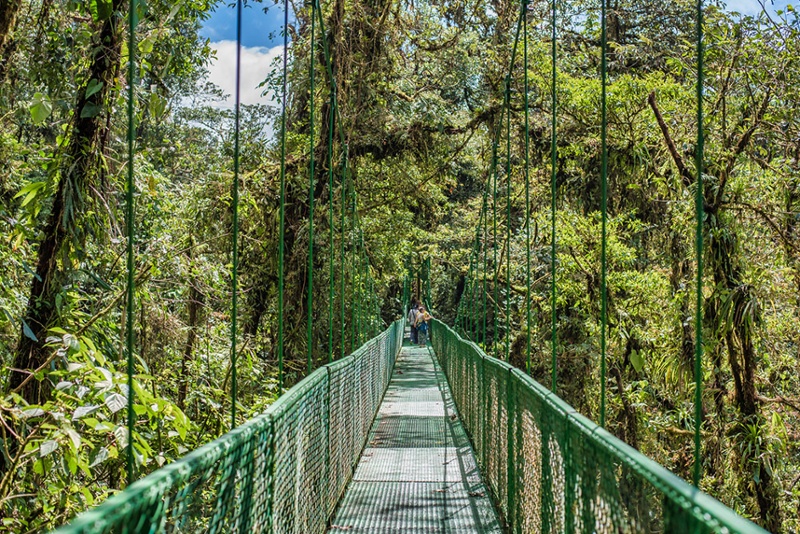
39 0 777 531
52 319 767 533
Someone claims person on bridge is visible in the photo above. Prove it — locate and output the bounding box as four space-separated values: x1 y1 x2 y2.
415 306 432 345
407 299 419 344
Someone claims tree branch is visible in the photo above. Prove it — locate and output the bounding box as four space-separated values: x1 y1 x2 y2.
648 91 694 187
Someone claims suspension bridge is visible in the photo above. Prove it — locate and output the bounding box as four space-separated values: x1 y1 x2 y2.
45 0 775 531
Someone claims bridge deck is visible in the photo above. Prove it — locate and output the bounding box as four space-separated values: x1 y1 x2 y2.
328 342 502 533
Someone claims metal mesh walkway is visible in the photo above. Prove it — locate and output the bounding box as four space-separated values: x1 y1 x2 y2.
328 344 502 533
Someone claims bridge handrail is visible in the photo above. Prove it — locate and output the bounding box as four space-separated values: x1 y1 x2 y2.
431 319 769 534
54 319 404 534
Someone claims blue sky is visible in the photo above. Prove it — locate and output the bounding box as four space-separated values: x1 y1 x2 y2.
727 0 791 14
201 2 286 48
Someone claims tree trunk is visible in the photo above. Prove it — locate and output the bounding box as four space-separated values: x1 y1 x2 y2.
709 215 783 533
0 0 19 56
9 3 126 403
178 279 203 410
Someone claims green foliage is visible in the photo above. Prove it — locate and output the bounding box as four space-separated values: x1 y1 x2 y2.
1 0 799 532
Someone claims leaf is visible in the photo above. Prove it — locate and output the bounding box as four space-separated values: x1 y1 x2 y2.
139 36 155 55
630 350 645 373
85 79 104 99
29 93 52 124
80 102 102 119
105 393 126 414
39 440 59 457
65 428 81 450
80 487 94 505
73 405 100 420
21 408 45 419
89 446 109 467
114 426 128 448
148 93 167 120
55 381 73 390
82 269 112 290
67 453 78 475
15 181 46 207
21 319 38 342
88 0 113 22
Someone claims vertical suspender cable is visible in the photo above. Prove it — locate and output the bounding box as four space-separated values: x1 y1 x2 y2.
278 0 289 390
550 0 558 393
504 77 512 362
502 12 522 361
492 127 499 356
482 178 489 345
327 92 335 363
523 0 531 375
464 254 474 336
307 0 316 375
693 0 705 488
340 148 347 359
350 187 357 349
471 199 485 339
474 203 486 339
599 0 608 428
357 231 363 344
231 0 243 428
314 4 346 360
125 0 138 485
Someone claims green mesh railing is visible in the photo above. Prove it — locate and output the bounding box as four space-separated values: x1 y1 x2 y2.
431 319 769 534
54 320 403 534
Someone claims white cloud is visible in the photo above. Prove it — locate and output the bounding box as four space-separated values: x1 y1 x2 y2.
206 40 284 108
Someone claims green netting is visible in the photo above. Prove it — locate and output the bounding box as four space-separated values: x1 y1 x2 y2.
430 320 769 534
53 320 403 534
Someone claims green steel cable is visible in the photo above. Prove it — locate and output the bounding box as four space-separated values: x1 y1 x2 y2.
357 231 363 344
310 1 349 358
472 204 486 339
230 0 243 429
487 16 523 359
472 213 481 338
455 287 463 333
327 91 336 363
125 0 138 485
361 232 367 341
482 174 490 346
550 0 558 394
492 125 499 357
464 254 475 335
315 5 347 148
307 0 316 376
340 148 348 359
503 10 525 362
504 76 512 362
600 0 608 428
523 0 532 376
504 10 524 361
693 0 705 488
350 185 357 349
278 0 289 389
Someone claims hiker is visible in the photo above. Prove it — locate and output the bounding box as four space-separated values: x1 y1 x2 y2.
415 306 432 345
407 299 419 344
